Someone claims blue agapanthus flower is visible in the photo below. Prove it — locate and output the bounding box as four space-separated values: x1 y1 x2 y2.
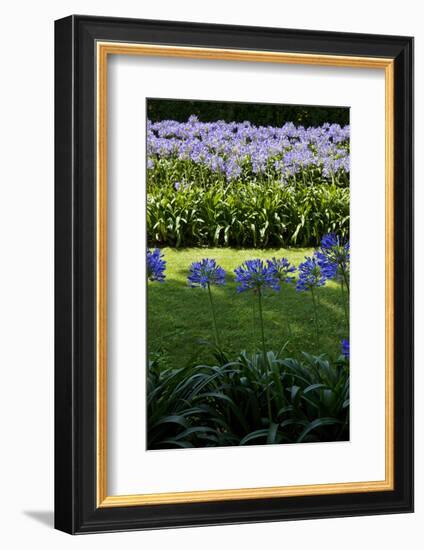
267 257 296 284
188 258 226 288
341 338 350 359
234 259 280 293
296 256 327 292
315 233 350 280
147 248 166 282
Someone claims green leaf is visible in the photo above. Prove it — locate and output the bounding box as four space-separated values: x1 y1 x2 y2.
240 429 269 445
267 423 279 444
297 418 342 443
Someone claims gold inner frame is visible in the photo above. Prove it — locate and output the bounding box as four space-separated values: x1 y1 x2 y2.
96 42 395 508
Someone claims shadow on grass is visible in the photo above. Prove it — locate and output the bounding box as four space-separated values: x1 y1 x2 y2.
148 276 348 367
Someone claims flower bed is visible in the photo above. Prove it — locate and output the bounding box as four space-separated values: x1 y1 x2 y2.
147 119 350 248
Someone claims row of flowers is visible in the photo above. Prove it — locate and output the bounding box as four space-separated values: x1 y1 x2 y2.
147 117 349 184
147 233 349 293
147 233 350 359
147 233 350 360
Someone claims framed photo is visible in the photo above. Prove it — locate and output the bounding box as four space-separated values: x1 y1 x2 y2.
54 15 414 534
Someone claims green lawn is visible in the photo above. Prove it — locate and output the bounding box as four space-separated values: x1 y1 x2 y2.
147 247 348 367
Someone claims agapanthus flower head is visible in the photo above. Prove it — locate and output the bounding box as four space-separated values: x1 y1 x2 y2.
296 256 327 292
234 259 280 293
267 257 296 284
188 258 226 288
315 232 350 280
341 338 350 360
147 248 166 282
321 232 340 250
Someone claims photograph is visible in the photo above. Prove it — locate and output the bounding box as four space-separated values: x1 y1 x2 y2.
51 13 413 536
146 98 351 450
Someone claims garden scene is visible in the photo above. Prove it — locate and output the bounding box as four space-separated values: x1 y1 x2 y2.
146 99 350 450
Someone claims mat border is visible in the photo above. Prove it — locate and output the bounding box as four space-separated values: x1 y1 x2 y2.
55 15 413 534
96 41 394 508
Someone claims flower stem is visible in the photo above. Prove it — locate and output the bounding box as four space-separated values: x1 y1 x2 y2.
340 279 350 332
310 286 319 347
257 290 267 363
252 300 256 354
207 283 221 349
258 289 272 422
341 267 350 295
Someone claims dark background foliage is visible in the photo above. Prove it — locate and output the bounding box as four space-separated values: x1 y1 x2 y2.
147 98 350 127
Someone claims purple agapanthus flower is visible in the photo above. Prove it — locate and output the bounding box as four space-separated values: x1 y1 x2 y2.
296 256 327 292
315 233 350 281
147 118 350 184
267 257 296 284
234 259 280 293
187 258 226 288
341 338 350 359
147 248 166 282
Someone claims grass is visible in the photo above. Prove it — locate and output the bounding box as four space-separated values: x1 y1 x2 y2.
147 247 348 368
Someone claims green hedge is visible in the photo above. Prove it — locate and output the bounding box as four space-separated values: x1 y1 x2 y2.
147 180 350 248
147 98 349 127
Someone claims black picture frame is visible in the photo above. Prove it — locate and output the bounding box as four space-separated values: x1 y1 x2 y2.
55 14 414 534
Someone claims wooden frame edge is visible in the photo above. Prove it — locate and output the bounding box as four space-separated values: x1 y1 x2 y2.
96 42 395 508
99 479 393 508
96 42 108 507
